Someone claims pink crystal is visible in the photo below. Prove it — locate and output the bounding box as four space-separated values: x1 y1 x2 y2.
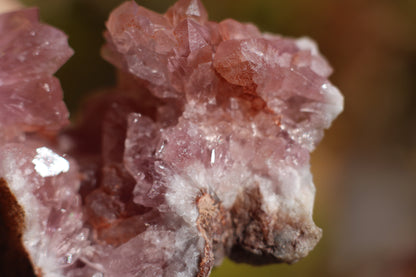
0 8 72 141
0 7 87 277
0 1 343 276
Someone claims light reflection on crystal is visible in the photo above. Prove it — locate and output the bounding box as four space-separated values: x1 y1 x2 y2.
64 254 73 264
32 147 70 177
210 149 216 165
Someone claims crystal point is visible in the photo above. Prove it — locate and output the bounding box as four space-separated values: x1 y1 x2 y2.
166 0 208 24
0 8 72 141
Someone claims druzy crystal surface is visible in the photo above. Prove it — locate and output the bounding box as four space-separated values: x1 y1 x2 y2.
0 7 83 276
0 8 72 141
0 1 343 276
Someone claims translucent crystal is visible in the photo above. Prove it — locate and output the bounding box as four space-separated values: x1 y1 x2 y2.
0 8 72 141
0 1 343 276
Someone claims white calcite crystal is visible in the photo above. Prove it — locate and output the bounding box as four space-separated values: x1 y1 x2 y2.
0 0 343 276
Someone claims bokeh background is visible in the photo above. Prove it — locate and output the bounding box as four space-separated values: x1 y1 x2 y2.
1 0 415 276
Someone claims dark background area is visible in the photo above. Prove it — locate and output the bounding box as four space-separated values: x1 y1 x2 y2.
2 0 416 276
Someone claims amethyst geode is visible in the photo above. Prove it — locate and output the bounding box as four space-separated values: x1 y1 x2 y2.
0 0 343 276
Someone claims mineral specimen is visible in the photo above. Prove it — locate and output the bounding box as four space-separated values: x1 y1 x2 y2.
0 7 83 277
0 0 343 276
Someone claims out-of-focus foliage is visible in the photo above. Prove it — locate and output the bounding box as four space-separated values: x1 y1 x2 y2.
13 0 416 276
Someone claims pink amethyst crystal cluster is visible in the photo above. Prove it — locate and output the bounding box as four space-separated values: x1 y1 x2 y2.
0 0 343 276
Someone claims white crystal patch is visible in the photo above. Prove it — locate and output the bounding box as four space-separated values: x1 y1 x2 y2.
32 147 70 177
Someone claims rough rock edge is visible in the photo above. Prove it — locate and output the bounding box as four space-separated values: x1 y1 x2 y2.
196 190 232 276
230 185 322 265
0 178 36 277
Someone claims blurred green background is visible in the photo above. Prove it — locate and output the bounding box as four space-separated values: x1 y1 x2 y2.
2 0 416 276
